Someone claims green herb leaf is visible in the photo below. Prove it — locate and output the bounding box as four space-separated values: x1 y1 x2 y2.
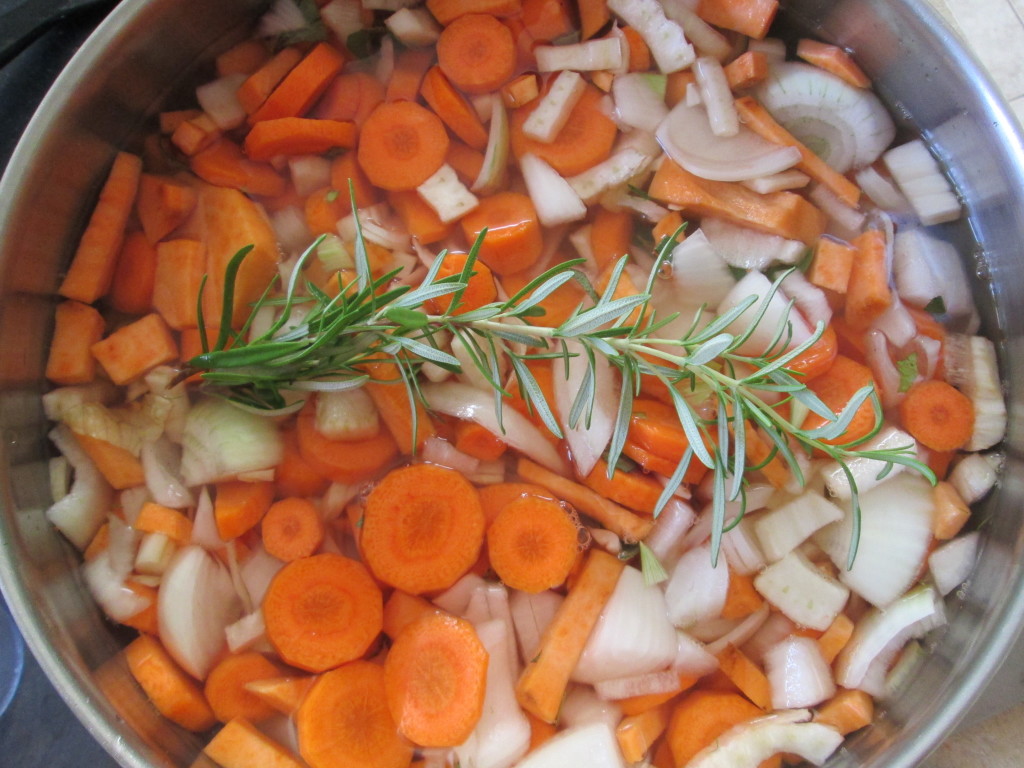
924 295 947 314
897 352 919 393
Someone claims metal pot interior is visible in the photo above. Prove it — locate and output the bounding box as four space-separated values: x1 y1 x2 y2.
1 1 1022 766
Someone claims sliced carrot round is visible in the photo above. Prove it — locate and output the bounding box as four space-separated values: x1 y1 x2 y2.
460 191 544 276
297 661 413 768
384 612 488 747
487 495 581 592
262 497 325 562
783 324 839 382
801 355 878 446
361 463 485 594
437 13 517 95
296 401 398 484
899 379 975 452
357 101 450 191
263 552 383 672
203 651 284 724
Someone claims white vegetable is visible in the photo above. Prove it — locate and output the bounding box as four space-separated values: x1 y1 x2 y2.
415 163 479 223
694 57 738 136
190 487 224 550
433 573 487 615
524 71 587 142
612 73 668 133
422 437 480 476
665 544 730 628
705 603 771 657
225 610 267 654
553 340 617 478
944 334 1006 450
949 452 1000 504
196 74 247 131
473 97 511 195
607 0 695 74
519 153 588 227
718 271 812 357
883 139 962 225
644 498 697 567
82 550 151 623
854 165 912 214
568 147 652 202
687 711 843 768
594 669 683 700
754 551 849 631
134 531 176 576
510 589 563 666
721 516 768 576
315 388 378 441
661 1 732 61
46 426 114 550
780 269 831 330
337 204 411 252
753 491 844 563
573 567 678 683
807 183 865 232
514 722 625 768
258 0 307 38
742 169 811 194
560 687 623 730
929 531 980 596
362 0 417 9
535 38 625 72
657 100 801 182
271 206 314 254
820 426 918 500
742 612 797 666
384 7 441 47
319 0 363 40
892 229 973 317
181 397 284 486
289 155 332 196
669 228 737 306
158 545 241 679
673 629 721 676
764 636 836 709
239 545 285 606
816 473 934 607
756 62 895 172
748 37 786 59
141 437 193 509
702 217 805 270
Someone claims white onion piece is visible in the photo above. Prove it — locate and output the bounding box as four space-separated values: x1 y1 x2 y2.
612 73 668 134
553 340 617 478
882 639 927 701
694 57 738 136
764 636 836 709
669 228 737 306
510 589 564 666
754 551 849 631
883 139 962 225
687 712 843 768
181 397 283 487
158 545 241 679
719 271 812 357
46 425 114 550
780 270 831 330
756 62 895 172
721 517 767 576
421 382 570 475
944 334 1006 451
423 436 481 475
82 551 151 623
703 217 805 271
514 722 625 768
913 335 942 381
820 426 918 500
742 612 797 666
673 630 720 676
573 567 678 683
949 453 1000 505
662 3 731 61
319 0 362 39
319 482 358 521
929 531 980 596
871 299 917 349
644 498 697 568
520 153 588 227
656 100 801 182
892 228 973 317
689 616 741 643
384 7 441 47
594 669 682 700
190 487 224 550
535 38 625 72
560 687 623 730
815 473 934 608
258 0 306 37
433 573 487 615
854 166 912 215
141 437 194 509
665 544 730 628
742 169 811 194
225 610 267 653
42 380 118 422
196 74 247 130
473 96 511 196
807 183 866 232
288 155 332 196
705 603 771 657
864 329 902 409
239 545 285 606
270 206 313 255
753 490 845 563
463 587 492 625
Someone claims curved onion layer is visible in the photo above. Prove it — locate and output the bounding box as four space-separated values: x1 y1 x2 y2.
656 99 801 182
687 711 843 768
764 636 836 709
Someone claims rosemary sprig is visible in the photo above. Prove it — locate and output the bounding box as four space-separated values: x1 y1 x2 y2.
185 223 934 568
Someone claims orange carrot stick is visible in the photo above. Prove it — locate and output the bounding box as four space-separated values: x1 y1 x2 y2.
262 497 325 562
488 495 581 592
626 398 707 483
383 590 439 640
502 73 540 108
720 569 765 619
124 634 217 732
420 65 490 150
263 552 383 672
459 191 544 275
932 481 970 540
134 502 194 545
304 186 348 236
899 379 975 452
331 151 378 208
204 717 306 768
797 39 871 88
522 0 573 41
516 549 625 722
616 704 670 764
817 613 855 664
388 189 453 244
296 661 414 768
590 207 634 272
582 458 664 515
250 42 346 123
361 463 486 594
170 112 222 156
446 140 487 185
622 25 652 71
295 400 399 484
90 313 178 386
275 427 330 499
813 689 874 735
361 360 438 453
716 644 772 710
667 689 778 768
120 580 160 636
510 83 617 175
384 612 489 747
237 48 303 114
578 0 611 39
357 100 451 190
45 300 105 385
159 108 202 134
191 139 288 198
136 174 198 245
437 13 517 94
724 50 769 89
108 232 158 316
59 151 143 303
243 675 316 716
426 0 522 25
808 235 857 294
152 238 205 330
216 39 270 77
844 229 893 330
243 117 357 161
314 71 386 126
696 0 779 39
204 651 285 723
517 457 655 543
214 480 275 540
801 355 878 446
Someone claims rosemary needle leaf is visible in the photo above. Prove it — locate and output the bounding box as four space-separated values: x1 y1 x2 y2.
557 294 649 337
509 355 563 439
688 334 735 367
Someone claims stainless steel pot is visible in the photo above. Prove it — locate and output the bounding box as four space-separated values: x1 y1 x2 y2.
1 1 1022 766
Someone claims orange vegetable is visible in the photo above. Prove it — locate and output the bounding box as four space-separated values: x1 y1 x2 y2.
696 0 779 39
626 398 708 484
899 379 975 452
590 207 634 272
724 50 769 89
582 459 663 515
152 238 204 330
386 48 435 103
45 300 105 385
357 100 451 191
134 502 194 545
244 117 357 161
813 688 874 735
244 675 315 715
384 612 489 747
716 644 772 709
797 39 871 88
362 360 438 454
744 420 792 489
237 48 303 114
108 231 159 316
383 590 439 640
315 72 386 126
459 191 544 275
250 42 346 123
295 400 399 484
667 689 779 767
618 673 700 716
502 73 540 108
171 112 221 156
90 313 178 385
420 66 489 150
59 151 143 304
361 463 485 594
330 151 378 208
191 139 288 198
488 495 581 592
527 710 558 750
158 108 202 134
426 0 522 25
304 186 348 236
216 39 270 77
72 433 144 490
214 480 275 541
135 174 198 244
510 83 617 175
424 251 497 315
263 552 383 672
784 324 839 382
454 419 508 461
735 96 861 207
262 497 325 562
437 13 516 94
120 580 160 636
844 229 893 330
649 159 826 245
817 614 855 664
516 549 625 722
666 70 697 107
801 355 878 446
578 0 611 39
721 569 764 619
478 482 553 525
388 189 453 244
275 427 330 499
522 0 573 41
616 704 670 764
446 140 487 185
204 717 305 768
203 651 284 723
124 634 216 732
296 661 413 768
622 25 652 71
808 235 857 293
932 481 971 540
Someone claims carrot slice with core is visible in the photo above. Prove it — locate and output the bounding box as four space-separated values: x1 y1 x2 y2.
436 13 517 95
261 497 325 562
204 651 284 723
357 100 450 191
487 495 581 592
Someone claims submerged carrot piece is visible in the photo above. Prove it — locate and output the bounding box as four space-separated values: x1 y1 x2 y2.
204 651 284 723
385 612 489 747
315 71 386 126
108 231 158 316
237 48 303 114
426 0 522 25
717 644 772 710
510 83 617 176
813 688 874 735
331 151 378 208
735 96 861 207
516 549 625 722
725 50 769 89
361 463 485 594
446 140 487 185
626 398 707 484
616 704 670 764
844 229 893 330
158 108 202 134
244 675 316 715
263 552 383 672
171 112 221 156
45 300 105 385
275 428 330 499
296 400 399 484
262 497 325 562
250 42 346 123
191 139 288 198
386 48 435 103
124 634 216 732
136 174 198 244
578 0 611 39
357 100 451 190
454 420 508 461
90 313 178 385
120 580 160 636
420 66 489 150
900 379 975 452
650 160 826 244
622 25 652 71
72 433 144 490
801 355 877 446
667 689 779 768
817 613 855 664
784 324 839 382
152 238 204 330
721 569 764 619
424 251 497 315
383 590 439 640
362 361 438 453
488 495 580 592
204 717 305 768
744 420 792 489
932 481 971 540
522 0 573 41
437 13 517 94
388 189 452 244
244 117 357 161
666 70 697 107
590 207 634 272
59 151 143 303
697 0 778 39
304 186 348 236
502 73 540 108
216 39 270 77
296 661 413 768
582 459 663 515
797 39 871 88
478 482 553 525
808 235 857 294
135 502 193 545
460 191 544 275
214 480 275 541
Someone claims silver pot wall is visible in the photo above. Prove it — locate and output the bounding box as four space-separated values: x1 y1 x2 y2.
1 1 1022 766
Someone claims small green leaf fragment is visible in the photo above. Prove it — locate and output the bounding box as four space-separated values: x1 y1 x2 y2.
897 352 919 393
